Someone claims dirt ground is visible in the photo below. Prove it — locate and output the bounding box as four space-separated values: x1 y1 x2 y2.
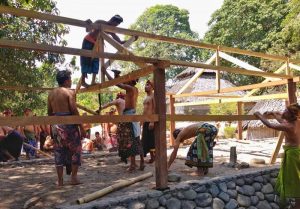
0 146 277 209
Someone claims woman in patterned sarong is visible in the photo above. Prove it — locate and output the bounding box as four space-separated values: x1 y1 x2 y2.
168 123 218 176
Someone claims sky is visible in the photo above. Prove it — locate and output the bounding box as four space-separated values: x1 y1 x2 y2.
55 0 223 78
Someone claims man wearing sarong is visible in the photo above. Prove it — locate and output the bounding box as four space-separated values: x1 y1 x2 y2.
48 70 85 186
0 126 23 162
22 108 39 159
141 80 156 163
80 15 125 87
168 123 218 176
103 69 144 172
254 103 300 208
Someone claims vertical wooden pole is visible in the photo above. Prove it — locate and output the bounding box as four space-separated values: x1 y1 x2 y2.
216 47 221 93
169 94 175 146
287 78 297 105
99 34 105 83
269 132 284 164
237 102 243 140
154 63 168 190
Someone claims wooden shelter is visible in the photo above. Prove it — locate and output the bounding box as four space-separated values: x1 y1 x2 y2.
1 5 300 189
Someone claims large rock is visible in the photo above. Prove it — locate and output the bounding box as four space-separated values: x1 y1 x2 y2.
270 202 280 209
236 178 245 186
213 198 225 209
250 158 265 165
252 182 262 191
219 192 230 203
226 181 236 189
242 185 255 196
158 196 167 206
250 196 259 205
146 199 159 209
244 177 254 185
225 199 238 209
261 183 274 194
256 200 272 209
209 184 220 197
167 173 181 182
195 185 206 193
195 193 213 207
183 189 197 200
219 182 228 192
181 200 196 209
254 176 264 183
265 194 275 202
255 192 264 200
176 191 185 199
236 186 244 195
227 190 238 198
129 202 146 209
237 194 251 207
166 198 181 209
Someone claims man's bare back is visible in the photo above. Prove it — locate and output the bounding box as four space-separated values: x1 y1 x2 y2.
143 95 154 115
48 87 76 114
124 85 138 110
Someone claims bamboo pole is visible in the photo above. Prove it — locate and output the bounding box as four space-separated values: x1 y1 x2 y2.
76 103 98 115
169 95 175 146
23 142 52 158
216 48 221 93
237 102 243 140
76 172 153 204
269 132 284 164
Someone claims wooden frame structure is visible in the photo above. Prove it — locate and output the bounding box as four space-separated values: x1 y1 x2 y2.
1 6 300 189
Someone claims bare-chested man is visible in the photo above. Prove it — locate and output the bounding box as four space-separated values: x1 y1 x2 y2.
141 80 156 163
104 69 144 172
168 123 218 176
100 92 125 115
48 70 85 186
22 108 39 159
0 126 23 162
254 103 300 208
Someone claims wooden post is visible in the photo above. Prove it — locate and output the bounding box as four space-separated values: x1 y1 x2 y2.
237 102 243 140
216 47 221 93
99 34 105 83
229 146 237 164
153 63 168 190
169 94 175 146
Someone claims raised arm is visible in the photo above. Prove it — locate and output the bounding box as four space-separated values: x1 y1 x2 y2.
101 99 118 110
254 112 289 132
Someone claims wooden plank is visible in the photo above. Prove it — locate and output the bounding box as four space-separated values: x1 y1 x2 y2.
167 114 262 122
174 93 289 107
0 115 159 126
290 63 300 71
216 49 221 93
153 65 168 189
287 79 297 105
170 60 292 79
169 95 175 146
176 53 216 95
101 24 300 64
269 131 284 164
237 102 243 140
75 76 82 93
101 32 147 69
172 77 300 98
98 34 105 83
76 103 98 115
103 36 137 70
244 64 286 97
78 65 155 93
0 85 54 91
2 5 300 64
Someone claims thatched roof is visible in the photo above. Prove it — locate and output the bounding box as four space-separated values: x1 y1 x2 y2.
168 67 245 103
243 99 286 129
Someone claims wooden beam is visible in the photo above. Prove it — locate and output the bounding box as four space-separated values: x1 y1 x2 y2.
290 63 300 71
237 102 243 140
103 36 137 70
174 93 289 107
176 53 216 95
78 65 156 93
101 32 147 69
101 24 300 64
167 114 262 122
170 60 292 79
2 5 300 64
244 64 286 97
0 85 54 91
98 34 105 83
269 131 284 164
153 65 168 189
287 78 297 105
169 95 175 146
216 49 221 93
172 77 300 98
76 103 98 115
0 115 159 126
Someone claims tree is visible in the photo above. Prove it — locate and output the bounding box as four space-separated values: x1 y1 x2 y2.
203 0 289 86
209 102 237 116
128 5 201 79
0 0 69 115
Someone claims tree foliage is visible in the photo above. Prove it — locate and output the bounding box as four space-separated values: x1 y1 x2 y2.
128 5 201 79
209 102 237 115
0 0 69 115
203 0 289 86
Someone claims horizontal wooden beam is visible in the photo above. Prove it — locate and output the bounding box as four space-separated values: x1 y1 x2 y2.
167 114 258 122
76 104 98 115
0 115 159 126
2 5 300 64
170 60 292 79
173 77 300 98
174 93 288 107
78 65 156 93
0 85 54 91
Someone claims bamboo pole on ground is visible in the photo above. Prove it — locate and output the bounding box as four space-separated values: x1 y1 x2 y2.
76 172 153 204
23 142 52 158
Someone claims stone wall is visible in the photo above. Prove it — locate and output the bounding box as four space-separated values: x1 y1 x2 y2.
58 167 280 209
